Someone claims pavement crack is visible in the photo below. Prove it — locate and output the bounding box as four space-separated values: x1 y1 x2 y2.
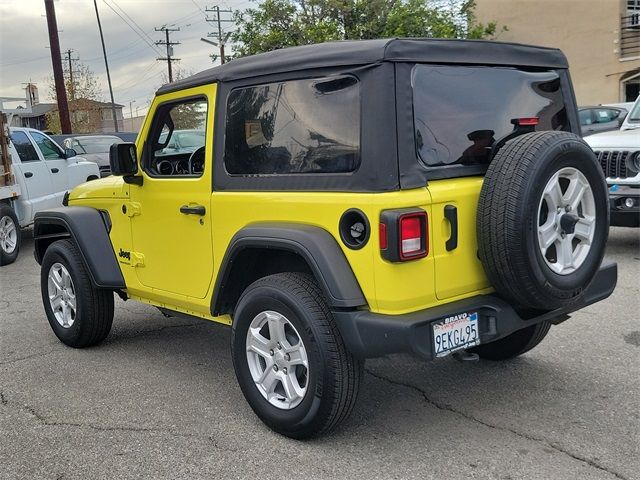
0 391 7 405
0 348 57 366
365 368 628 480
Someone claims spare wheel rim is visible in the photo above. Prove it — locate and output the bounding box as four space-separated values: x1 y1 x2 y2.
537 166 596 276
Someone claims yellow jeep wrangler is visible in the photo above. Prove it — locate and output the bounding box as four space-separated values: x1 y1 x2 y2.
34 39 617 438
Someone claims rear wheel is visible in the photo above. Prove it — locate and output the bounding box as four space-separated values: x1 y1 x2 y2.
231 272 362 439
471 322 551 361
0 204 21 266
41 239 114 347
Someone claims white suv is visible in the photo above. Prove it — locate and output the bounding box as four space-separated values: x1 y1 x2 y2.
0 127 100 264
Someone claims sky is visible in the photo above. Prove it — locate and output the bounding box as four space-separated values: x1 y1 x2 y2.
0 0 254 119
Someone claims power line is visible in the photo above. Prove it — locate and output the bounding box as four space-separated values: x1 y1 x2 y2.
155 26 180 82
205 5 233 64
101 0 163 56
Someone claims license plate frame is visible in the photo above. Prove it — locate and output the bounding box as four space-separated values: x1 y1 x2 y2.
432 311 480 357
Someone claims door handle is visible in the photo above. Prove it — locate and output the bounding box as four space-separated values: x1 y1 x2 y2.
444 204 458 251
179 204 206 215
24 172 33 178
51 168 59 173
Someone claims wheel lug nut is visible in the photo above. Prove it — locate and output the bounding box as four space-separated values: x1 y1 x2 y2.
269 349 274 356
277 343 282 350
273 365 278 372
283 367 287 374
284 353 290 361
565 205 571 212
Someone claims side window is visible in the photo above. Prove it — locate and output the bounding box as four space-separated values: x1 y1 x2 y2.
224 76 360 175
30 131 64 160
145 98 207 177
593 109 618 124
10 131 40 162
578 109 593 126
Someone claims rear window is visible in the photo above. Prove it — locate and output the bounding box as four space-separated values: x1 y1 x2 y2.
224 76 360 175
412 65 567 169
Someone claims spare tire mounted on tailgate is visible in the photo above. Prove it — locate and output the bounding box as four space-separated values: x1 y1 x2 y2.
477 131 608 310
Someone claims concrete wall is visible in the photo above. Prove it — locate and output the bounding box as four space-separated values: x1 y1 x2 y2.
475 0 640 104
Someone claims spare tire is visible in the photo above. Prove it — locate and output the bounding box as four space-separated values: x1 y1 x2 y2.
477 131 608 310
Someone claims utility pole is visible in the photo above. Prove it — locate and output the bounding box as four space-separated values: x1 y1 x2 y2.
205 6 233 64
63 49 79 100
44 0 71 133
93 0 119 132
155 26 180 82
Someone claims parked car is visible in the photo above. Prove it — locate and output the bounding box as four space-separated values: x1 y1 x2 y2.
578 105 628 136
585 128 640 227
33 39 616 438
0 125 99 265
63 135 122 177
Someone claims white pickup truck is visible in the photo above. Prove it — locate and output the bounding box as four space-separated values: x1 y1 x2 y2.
0 123 100 265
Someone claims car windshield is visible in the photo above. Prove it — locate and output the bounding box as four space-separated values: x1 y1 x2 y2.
73 137 121 154
412 65 568 168
175 131 205 148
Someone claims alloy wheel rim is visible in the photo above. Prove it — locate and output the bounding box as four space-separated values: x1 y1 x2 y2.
48 263 77 328
0 215 17 254
245 310 309 410
537 167 596 275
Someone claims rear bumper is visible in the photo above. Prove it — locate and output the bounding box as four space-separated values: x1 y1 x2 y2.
609 186 640 227
333 261 617 360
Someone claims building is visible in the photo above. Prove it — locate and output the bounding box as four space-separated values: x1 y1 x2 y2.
47 98 125 133
0 84 56 131
475 0 640 104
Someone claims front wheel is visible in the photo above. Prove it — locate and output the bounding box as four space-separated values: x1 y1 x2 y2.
231 273 363 439
0 204 21 266
41 239 114 347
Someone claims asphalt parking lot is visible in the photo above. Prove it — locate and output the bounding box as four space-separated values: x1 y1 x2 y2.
1 228 638 480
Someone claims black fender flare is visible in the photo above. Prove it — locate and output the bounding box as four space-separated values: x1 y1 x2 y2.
211 223 367 316
34 206 125 289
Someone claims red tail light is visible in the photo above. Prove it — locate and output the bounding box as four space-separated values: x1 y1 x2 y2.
399 212 428 260
379 209 428 262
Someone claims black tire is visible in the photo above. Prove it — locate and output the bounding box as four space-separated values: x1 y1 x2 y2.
231 272 362 439
477 131 609 310
41 239 114 347
471 321 551 361
0 204 21 266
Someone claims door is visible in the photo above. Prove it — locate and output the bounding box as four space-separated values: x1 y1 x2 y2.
9 130 56 216
29 130 69 200
428 178 491 301
129 87 215 299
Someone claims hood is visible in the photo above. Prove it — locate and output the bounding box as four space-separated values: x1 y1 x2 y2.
584 129 640 150
77 152 110 166
69 175 128 201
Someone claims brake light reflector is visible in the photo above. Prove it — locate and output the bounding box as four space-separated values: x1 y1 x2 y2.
379 222 388 250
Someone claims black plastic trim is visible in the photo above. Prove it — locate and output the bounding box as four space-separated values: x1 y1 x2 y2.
333 261 617 359
444 205 458 251
211 223 367 315
33 207 125 289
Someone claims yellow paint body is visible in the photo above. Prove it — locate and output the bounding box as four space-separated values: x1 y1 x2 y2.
68 84 492 325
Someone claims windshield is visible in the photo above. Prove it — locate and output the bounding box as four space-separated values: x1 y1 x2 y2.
412 65 568 168
627 100 640 122
175 131 205 148
73 136 121 154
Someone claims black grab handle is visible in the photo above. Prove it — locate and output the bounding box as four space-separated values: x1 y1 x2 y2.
180 204 206 216
444 204 458 251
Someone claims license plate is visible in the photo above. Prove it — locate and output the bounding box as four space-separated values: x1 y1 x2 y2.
433 312 480 357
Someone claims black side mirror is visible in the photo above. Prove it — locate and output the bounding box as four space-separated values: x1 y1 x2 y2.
110 142 138 176
64 148 77 159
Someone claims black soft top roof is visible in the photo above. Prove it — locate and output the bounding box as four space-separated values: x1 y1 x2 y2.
157 38 568 95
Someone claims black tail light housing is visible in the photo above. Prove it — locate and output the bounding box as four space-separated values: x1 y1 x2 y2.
379 208 428 262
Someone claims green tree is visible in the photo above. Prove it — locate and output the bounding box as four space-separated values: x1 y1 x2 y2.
231 0 504 57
